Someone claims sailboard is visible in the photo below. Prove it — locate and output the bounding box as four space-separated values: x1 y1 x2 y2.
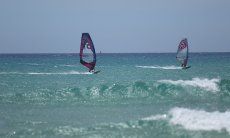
176 38 191 69
80 33 99 73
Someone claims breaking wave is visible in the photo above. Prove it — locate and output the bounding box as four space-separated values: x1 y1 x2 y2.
169 107 230 133
1 79 229 105
136 65 182 70
6 107 230 137
51 107 230 137
158 78 220 92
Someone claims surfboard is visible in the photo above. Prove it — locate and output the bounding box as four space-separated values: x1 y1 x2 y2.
182 66 191 69
80 33 99 73
93 70 101 74
176 38 191 69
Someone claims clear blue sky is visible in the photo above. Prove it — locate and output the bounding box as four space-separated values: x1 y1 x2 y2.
0 0 230 53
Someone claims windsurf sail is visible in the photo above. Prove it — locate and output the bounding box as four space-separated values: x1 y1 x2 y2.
176 38 189 67
80 33 96 72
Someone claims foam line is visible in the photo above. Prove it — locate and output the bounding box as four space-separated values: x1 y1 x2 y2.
141 114 167 121
59 65 77 67
136 65 182 70
0 71 92 75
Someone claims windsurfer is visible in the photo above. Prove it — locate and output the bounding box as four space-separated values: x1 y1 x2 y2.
80 33 99 73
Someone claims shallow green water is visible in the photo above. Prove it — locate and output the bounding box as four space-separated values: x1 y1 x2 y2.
0 53 230 137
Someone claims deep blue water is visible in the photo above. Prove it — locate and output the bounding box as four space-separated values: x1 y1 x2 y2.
0 53 230 137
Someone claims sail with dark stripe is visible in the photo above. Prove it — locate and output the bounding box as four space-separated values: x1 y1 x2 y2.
176 38 189 67
79 33 96 72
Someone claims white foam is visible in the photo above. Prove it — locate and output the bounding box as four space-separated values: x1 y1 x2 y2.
90 87 100 98
25 63 42 66
158 78 220 92
142 114 167 121
18 63 43 66
59 64 77 67
136 65 182 70
169 107 230 133
28 71 92 75
0 72 22 74
0 71 92 75
54 126 83 136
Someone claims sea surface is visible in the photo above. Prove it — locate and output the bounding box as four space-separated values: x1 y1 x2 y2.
0 53 230 138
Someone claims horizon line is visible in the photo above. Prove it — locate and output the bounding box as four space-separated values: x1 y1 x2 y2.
0 52 230 54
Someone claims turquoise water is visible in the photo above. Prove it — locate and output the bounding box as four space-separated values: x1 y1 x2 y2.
0 53 230 138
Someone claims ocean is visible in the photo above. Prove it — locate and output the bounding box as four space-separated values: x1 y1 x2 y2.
0 53 230 138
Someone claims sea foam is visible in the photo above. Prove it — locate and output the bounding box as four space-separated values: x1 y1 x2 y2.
136 65 182 70
141 114 167 121
158 78 220 92
169 107 230 133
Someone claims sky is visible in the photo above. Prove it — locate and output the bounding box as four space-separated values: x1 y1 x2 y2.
0 0 230 53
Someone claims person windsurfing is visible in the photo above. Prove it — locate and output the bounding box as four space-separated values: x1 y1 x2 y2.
176 38 191 69
79 33 100 74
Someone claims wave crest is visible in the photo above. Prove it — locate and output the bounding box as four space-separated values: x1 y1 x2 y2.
158 78 220 92
169 107 230 133
1 79 229 105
